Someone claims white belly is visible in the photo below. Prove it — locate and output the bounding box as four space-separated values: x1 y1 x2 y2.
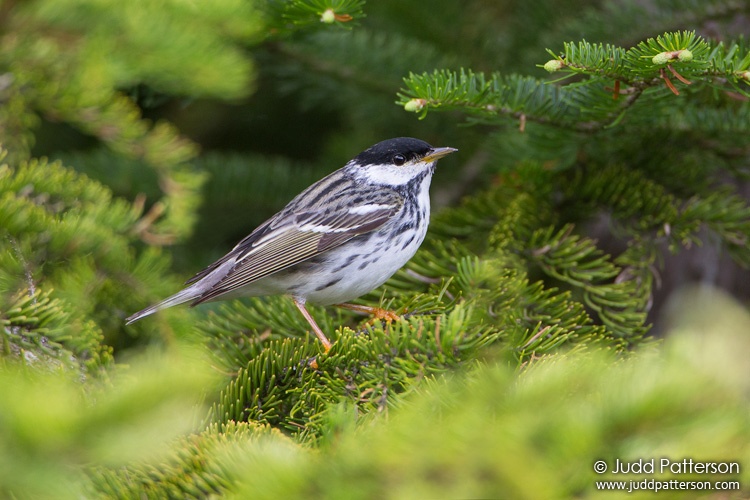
258 217 428 305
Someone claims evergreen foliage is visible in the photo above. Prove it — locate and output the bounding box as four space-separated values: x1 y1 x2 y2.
0 346 216 499
1 0 750 497
220 318 750 499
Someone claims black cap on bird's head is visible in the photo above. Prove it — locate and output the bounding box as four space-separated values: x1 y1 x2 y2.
353 137 457 168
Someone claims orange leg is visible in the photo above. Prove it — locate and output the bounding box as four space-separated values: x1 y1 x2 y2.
293 298 332 352
336 303 401 322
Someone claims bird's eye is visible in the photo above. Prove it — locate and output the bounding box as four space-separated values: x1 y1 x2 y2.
392 154 407 166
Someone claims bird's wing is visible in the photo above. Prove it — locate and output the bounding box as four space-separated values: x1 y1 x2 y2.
183 217 275 286
189 190 404 304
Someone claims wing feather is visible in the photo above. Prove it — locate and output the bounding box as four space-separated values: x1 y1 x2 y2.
184 218 276 286
191 193 402 304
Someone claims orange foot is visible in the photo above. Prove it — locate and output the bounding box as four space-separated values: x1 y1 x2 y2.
336 303 401 322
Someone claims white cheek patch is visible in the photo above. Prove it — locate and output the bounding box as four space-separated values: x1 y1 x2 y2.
349 161 433 186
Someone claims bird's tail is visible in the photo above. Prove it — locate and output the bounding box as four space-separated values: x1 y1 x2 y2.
125 287 201 325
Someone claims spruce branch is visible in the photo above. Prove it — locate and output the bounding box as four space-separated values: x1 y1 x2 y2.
526 225 649 338
399 69 571 128
266 0 366 33
86 421 281 499
77 328 750 498
0 287 112 374
400 31 750 131
563 163 750 265
0 154 191 359
223 330 750 498
208 303 502 441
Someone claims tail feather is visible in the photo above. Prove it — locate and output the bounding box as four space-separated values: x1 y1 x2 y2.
125 287 201 325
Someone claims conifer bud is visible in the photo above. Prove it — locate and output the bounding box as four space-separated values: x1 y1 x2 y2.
740 71 750 82
543 59 565 73
404 98 427 112
652 52 670 65
320 9 335 24
677 49 693 62
653 49 693 65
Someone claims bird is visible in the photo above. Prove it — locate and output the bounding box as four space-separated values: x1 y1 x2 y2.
126 137 457 351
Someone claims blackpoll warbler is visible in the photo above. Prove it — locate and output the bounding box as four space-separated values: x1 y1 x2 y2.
126 137 457 351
